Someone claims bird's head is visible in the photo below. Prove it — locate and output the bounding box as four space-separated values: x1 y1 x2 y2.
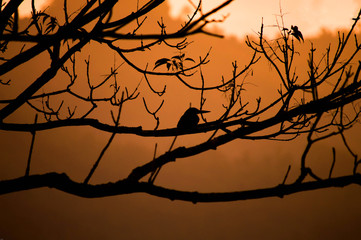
186 107 210 115
177 107 210 130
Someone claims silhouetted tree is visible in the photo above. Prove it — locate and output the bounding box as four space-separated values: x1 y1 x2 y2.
1 0 361 202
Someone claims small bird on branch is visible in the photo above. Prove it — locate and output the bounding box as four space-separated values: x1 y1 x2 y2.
177 107 210 130
148 107 210 184
290 25 304 42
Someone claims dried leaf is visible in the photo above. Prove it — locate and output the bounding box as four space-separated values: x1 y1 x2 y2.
153 58 170 70
184 57 195 62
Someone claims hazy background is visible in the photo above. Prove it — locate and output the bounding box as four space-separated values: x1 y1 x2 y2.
1 0 361 239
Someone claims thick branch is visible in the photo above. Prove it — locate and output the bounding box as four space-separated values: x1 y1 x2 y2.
1 81 361 135
0 172 360 202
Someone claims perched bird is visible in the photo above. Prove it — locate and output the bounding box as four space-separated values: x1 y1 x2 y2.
149 108 209 184
177 107 210 130
291 25 304 42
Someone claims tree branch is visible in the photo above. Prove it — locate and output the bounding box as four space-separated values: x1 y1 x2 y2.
0 172 360 202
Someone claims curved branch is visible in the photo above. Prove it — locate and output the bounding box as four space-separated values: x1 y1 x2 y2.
2 82 361 136
0 172 360 202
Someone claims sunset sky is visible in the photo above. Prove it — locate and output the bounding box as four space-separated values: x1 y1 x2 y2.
1 0 361 239
168 0 360 38
14 0 361 37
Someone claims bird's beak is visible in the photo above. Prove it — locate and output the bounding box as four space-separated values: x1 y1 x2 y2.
198 109 210 114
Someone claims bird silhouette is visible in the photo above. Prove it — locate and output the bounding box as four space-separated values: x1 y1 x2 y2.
148 107 210 184
177 107 210 130
290 25 304 42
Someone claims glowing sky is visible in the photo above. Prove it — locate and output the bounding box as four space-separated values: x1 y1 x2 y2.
167 0 361 38
8 0 360 38
3 0 51 17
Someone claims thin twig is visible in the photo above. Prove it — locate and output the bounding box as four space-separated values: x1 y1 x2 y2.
25 114 38 177
149 135 178 184
148 143 158 183
282 165 291 184
83 95 123 184
329 147 336 179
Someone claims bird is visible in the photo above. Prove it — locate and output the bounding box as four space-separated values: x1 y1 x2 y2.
177 107 210 130
290 25 304 42
148 107 209 184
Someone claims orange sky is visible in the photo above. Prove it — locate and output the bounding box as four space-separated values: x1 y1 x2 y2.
12 0 361 37
1 1 361 239
168 0 361 38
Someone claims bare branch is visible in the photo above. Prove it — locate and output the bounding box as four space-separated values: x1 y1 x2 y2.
83 97 123 184
25 114 38 177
